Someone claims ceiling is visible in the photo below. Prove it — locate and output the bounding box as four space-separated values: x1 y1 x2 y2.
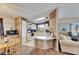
59 3 79 23
0 3 58 23
0 3 79 23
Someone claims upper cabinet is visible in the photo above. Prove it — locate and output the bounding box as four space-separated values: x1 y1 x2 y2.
27 22 36 30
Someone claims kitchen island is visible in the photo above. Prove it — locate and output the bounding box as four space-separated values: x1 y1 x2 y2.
33 36 55 50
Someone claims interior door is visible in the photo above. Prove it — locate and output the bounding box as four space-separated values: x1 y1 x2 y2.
22 20 27 45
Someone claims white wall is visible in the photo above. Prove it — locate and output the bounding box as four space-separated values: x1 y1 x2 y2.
59 4 79 18
3 17 15 35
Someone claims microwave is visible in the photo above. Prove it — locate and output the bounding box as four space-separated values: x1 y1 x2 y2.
6 30 18 35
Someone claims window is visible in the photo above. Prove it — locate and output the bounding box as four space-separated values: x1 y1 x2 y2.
71 23 79 36
38 24 45 29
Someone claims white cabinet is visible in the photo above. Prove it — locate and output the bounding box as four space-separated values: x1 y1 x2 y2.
27 22 36 29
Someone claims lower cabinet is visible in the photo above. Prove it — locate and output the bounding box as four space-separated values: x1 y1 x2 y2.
34 39 54 50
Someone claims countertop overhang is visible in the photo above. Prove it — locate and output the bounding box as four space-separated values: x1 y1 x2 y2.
33 36 55 40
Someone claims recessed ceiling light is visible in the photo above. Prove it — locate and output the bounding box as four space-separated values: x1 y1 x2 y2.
35 17 46 21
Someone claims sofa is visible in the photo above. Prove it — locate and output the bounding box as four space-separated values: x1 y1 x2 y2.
59 34 79 55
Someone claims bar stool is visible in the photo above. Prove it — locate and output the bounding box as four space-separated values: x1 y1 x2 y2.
5 40 15 55
10 39 19 55
6 39 21 55
6 43 11 55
